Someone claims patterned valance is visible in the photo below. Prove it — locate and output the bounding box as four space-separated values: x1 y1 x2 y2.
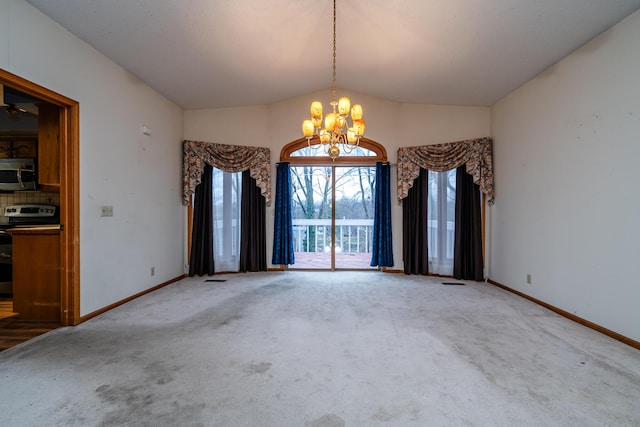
183 140 271 206
397 137 494 205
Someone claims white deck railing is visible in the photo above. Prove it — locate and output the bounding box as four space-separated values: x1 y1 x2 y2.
292 218 455 259
292 219 374 254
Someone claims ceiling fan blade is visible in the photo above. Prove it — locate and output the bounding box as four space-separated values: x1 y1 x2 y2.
5 104 31 115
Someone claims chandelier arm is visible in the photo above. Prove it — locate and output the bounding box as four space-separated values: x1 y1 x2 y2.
308 138 321 150
342 141 356 154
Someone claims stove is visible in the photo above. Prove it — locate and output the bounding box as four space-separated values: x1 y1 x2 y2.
3 204 60 227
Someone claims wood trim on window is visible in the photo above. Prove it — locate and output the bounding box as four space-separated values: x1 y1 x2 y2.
279 137 388 271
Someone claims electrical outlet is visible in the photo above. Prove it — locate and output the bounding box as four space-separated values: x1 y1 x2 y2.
101 205 114 217
151 267 155 276
526 274 532 284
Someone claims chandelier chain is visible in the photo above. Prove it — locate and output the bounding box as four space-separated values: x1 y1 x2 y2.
332 0 337 104
300 0 365 159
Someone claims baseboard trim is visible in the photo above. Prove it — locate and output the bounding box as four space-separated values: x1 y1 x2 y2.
78 275 186 324
487 279 640 350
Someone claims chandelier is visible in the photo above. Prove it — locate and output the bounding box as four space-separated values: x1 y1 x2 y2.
301 0 365 159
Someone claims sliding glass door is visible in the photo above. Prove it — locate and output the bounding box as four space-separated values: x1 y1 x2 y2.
334 166 375 269
290 166 333 269
289 165 376 270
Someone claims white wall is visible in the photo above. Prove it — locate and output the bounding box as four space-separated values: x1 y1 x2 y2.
1 0 186 316
185 90 490 272
490 10 640 341
0 1 8 68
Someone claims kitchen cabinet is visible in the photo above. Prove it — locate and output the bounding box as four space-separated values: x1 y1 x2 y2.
37 103 61 191
0 138 37 158
11 227 60 322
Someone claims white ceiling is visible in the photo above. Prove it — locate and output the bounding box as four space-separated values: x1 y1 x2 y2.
25 0 640 110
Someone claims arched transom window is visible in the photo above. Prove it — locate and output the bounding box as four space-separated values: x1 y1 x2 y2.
280 137 387 164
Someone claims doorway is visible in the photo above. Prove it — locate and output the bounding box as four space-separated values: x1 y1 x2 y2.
289 164 377 270
0 69 79 326
281 138 387 270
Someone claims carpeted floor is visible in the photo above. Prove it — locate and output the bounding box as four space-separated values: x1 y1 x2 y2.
0 271 638 426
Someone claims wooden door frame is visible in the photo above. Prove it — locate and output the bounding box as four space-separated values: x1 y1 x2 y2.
0 69 80 326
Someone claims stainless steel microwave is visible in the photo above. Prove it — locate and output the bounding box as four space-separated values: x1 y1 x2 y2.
0 158 37 191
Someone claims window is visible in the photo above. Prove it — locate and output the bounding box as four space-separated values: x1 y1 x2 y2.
281 138 387 269
212 168 242 272
288 165 376 269
427 169 456 275
290 145 377 157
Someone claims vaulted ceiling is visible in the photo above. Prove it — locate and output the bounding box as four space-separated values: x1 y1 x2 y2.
24 0 640 110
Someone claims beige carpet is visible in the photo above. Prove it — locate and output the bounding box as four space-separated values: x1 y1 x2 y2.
0 271 638 426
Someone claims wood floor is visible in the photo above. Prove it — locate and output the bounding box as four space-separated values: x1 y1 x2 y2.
0 298 59 351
